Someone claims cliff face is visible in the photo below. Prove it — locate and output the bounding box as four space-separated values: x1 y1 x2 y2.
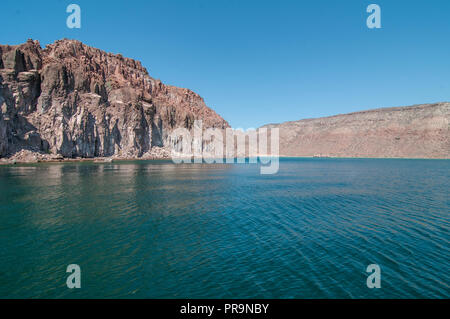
1 39 448 161
264 103 450 159
0 39 229 159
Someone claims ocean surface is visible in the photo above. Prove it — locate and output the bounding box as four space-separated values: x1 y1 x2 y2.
0 158 448 299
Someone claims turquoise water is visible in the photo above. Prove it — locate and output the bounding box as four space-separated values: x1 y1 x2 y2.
0 158 448 298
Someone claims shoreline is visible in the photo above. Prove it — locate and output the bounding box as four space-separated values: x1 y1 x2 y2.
0 155 171 166
1 155 448 166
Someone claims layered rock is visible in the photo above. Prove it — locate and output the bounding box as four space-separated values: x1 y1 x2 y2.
264 103 450 159
0 39 229 159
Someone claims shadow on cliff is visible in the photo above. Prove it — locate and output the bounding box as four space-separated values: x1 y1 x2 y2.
3 114 51 158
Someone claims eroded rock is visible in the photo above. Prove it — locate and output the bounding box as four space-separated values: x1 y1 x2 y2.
0 39 229 160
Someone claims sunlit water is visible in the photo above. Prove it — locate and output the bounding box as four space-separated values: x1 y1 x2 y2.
0 158 448 298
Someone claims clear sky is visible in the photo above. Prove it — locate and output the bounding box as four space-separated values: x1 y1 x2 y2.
1 0 449 128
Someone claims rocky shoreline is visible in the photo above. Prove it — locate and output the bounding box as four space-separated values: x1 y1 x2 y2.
0 147 171 165
2 150 448 166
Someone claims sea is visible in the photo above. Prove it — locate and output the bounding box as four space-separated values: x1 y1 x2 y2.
0 158 448 298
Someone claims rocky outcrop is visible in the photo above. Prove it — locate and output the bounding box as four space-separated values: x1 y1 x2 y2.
0 39 229 160
264 103 450 158
1 39 448 162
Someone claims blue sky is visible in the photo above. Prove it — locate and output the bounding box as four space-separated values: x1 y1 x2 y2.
1 0 449 128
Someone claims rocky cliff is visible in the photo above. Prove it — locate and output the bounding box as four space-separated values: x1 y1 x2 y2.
1 39 448 162
0 39 229 161
264 102 449 159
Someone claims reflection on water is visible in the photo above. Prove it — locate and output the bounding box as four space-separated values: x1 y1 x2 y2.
0 159 449 298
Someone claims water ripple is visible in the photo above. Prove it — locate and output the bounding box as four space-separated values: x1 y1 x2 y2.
0 159 448 298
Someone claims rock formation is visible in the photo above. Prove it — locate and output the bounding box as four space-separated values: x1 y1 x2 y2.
1 39 448 162
0 39 229 161
264 102 449 159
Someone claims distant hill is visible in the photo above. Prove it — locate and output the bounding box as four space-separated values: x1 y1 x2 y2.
263 103 449 159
